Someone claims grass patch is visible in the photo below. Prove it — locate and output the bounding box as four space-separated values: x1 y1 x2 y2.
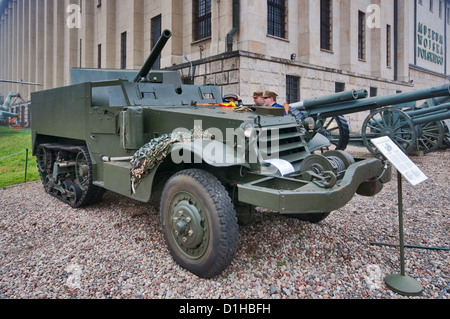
0 126 40 188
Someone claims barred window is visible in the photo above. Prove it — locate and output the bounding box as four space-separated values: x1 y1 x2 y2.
267 0 286 38
121 32 127 69
358 11 366 60
193 0 211 41
386 24 391 67
98 44 101 69
320 0 332 51
286 76 300 104
335 82 345 93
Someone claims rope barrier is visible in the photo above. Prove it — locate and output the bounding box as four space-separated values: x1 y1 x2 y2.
0 149 30 183
0 149 27 161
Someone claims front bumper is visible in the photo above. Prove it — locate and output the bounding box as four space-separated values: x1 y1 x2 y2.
237 158 391 214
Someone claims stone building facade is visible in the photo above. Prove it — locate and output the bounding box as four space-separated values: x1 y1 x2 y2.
0 0 449 131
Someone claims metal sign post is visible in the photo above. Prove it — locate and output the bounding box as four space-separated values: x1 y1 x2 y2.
371 136 425 296
383 170 423 296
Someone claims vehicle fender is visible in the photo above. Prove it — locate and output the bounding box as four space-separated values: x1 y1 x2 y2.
170 140 251 168
307 133 332 153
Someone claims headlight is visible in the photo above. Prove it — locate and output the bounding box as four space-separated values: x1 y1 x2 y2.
242 122 254 138
303 117 315 130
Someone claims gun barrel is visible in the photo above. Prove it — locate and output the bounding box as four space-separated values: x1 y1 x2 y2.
133 29 172 82
407 102 450 125
306 84 450 118
301 90 361 109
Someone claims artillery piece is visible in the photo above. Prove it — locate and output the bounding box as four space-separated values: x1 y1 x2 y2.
362 95 450 156
32 30 393 278
415 96 450 150
0 92 19 126
288 85 450 157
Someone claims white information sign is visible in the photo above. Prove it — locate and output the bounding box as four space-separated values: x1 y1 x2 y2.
263 159 295 176
371 136 428 186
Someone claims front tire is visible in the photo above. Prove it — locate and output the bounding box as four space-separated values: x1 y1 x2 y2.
160 169 239 278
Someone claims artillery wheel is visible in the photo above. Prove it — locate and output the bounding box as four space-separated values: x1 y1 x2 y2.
320 116 350 150
415 120 445 154
160 169 239 278
288 212 331 224
362 107 417 157
440 120 450 149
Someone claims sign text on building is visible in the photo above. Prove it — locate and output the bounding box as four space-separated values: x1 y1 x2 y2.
417 22 444 66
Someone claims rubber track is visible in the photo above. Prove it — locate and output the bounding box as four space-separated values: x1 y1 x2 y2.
37 144 104 208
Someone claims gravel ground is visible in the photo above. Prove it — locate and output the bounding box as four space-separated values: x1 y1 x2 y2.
0 146 448 300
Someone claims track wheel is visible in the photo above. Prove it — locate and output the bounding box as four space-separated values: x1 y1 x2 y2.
74 146 104 207
69 184 83 208
160 169 239 278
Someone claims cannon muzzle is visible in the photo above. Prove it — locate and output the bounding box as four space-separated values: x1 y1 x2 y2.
133 29 173 82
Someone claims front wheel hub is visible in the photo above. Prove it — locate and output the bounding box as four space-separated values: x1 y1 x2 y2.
170 198 207 258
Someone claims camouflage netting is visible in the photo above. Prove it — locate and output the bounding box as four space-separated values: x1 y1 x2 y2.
130 127 211 191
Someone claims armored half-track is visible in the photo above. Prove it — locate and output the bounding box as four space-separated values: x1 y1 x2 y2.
31 30 392 278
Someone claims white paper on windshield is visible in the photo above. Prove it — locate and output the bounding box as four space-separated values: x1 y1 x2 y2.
371 136 428 186
263 159 295 176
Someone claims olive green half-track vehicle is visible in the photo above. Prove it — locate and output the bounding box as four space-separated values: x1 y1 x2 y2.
32 30 391 278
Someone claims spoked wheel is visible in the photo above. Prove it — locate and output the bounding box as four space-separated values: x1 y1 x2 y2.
320 116 350 150
160 169 239 278
362 107 417 157
415 120 444 154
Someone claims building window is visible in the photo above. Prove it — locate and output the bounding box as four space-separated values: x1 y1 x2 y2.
193 0 211 41
370 87 378 97
358 11 366 61
151 15 162 70
320 0 332 51
286 76 300 104
98 44 101 69
121 32 127 69
386 24 391 68
267 0 286 38
448 6 450 25
439 0 443 18
447 7 450 25
79 39 82 68
419 0 423 5
430 0 434 12
335 82 345 93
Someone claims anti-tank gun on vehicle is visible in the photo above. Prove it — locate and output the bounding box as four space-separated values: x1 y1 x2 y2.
287 85 450 157
32 29 392 278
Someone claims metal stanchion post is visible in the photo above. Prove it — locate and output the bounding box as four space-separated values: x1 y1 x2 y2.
384 171 423 296
24 148 28 183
